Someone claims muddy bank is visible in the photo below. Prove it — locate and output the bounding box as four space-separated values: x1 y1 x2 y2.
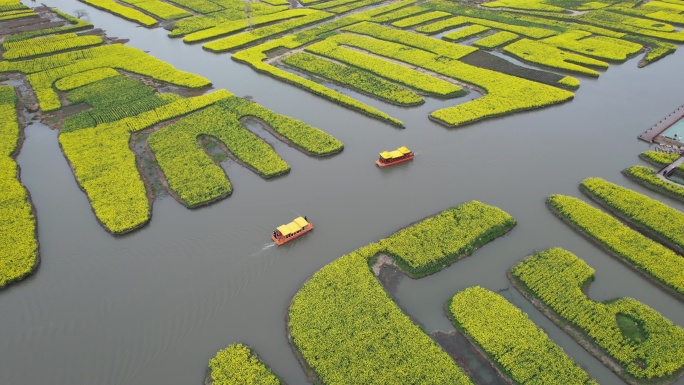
460 50 565 87
431 330 510 385
370 254 509 385
370 253 403 295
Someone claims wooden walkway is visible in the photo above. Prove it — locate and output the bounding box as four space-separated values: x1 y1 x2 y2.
638 104 684 143
658 156 684 178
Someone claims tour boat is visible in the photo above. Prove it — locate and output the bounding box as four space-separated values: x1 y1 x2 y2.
272 216 313 245
375 146 414 167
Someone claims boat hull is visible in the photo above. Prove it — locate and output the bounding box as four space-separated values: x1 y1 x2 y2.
375 154 414 167
272 222 314 245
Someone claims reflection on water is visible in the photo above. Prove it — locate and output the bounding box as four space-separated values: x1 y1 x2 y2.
2 1 684 384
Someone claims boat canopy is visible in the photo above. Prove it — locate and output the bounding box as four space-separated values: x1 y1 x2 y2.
276 216 309 236
379 146 411 160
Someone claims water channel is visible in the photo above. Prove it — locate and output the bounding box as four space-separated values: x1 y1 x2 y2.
1 1 683 384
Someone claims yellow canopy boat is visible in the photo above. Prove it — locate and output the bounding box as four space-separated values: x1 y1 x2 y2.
272 216 313 245
376 146 414 167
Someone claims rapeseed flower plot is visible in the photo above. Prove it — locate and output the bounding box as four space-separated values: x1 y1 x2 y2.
232 37 403 127
449 286 598 384
59 91 231 234
473 31 519 48
282 52 424 106
623 165 684 201
541 31 642 61
547 194 684 296
209 344 282 385
182 10 314 43
288 202 514 384
203 11 333 52
640 151 682 168
512 248 684 379
0 86 38 288
118 0 190 20
79 0 157 26
581 177 684 254
504 38 608 77
2 33 103 60
0 44 211 111
148 105 289 207
217 97 343 155
54 68 120 91
305 38 464 97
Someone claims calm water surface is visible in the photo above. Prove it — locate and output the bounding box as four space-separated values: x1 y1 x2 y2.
1 2 683 384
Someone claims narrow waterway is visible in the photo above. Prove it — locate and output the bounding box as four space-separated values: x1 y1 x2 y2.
1 2 683 384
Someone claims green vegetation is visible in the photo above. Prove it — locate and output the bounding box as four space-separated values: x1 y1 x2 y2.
616 313 646 344
0 86 38 288
208 344 282 385
547 194 684 296
149 105 289 207
281 52 424 106
511 248 684 380
59 90 231 234
63 76 175 132
78 0 157 26
623 165 684 202
289 201 514 385
448 286 598 385
581 177 684 254
217 97 343 156
0 44 211 111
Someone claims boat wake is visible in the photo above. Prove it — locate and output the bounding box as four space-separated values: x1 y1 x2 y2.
248 242 276 258
260 242 277 252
